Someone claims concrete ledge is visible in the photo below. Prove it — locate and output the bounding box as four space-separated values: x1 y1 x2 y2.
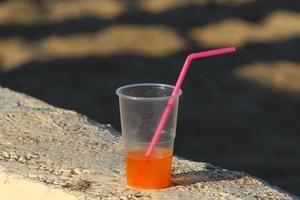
0 87 297 199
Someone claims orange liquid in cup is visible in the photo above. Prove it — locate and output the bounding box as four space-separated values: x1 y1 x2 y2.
125 148 173 189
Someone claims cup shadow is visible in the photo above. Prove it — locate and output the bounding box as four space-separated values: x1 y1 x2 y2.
172 165 244 187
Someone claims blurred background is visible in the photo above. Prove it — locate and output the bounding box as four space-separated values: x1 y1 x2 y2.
0 0 299 195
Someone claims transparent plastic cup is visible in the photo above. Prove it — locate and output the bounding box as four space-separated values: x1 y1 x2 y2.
116 83 182 189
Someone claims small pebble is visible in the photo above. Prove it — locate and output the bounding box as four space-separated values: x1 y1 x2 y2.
1 151 10 158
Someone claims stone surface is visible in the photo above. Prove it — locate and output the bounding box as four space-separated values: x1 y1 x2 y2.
0 87 297 200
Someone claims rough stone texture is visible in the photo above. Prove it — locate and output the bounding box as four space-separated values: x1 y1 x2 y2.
0 87 297 200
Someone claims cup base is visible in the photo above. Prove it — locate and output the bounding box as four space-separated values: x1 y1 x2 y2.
127 183 171 190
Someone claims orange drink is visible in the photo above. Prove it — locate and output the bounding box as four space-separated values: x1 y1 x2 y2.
125 148 173 189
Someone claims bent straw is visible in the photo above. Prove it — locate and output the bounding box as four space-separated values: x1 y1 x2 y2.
145 47 236 157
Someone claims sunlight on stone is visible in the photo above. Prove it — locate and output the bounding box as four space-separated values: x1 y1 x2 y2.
138 0 207 13
0 1 40 24
40 25 185 58
0 0 127 24
0 39 35 71
0 25 185 70
47 0 127 21
0 169 77 200
189 11 300 47
138 0 252 13
236 61 300 93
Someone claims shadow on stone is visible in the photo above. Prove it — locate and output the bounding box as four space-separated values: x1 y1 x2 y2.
172 167 244 186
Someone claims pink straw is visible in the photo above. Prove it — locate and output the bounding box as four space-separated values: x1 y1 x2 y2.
145 47 236 157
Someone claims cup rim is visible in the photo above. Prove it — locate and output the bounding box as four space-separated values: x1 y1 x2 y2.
116 83 182 101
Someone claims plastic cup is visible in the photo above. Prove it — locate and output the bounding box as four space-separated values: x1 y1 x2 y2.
116 83 182 189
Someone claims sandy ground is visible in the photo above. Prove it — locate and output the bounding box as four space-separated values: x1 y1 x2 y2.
0 0 299 195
